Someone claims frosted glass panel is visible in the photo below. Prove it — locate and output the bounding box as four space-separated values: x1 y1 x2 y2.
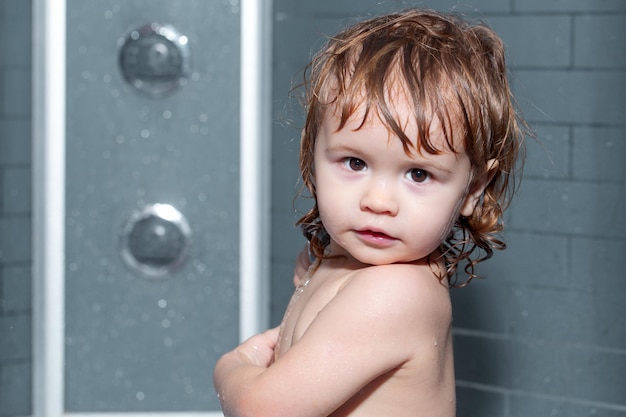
64 0 240 411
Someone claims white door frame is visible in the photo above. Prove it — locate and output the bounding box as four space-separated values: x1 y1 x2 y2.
31 0 272 415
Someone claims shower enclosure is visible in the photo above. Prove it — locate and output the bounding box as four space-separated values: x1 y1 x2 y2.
32 0 271 414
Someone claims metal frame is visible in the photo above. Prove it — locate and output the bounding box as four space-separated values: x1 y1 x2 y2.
31 0 272 415
239 0 272 342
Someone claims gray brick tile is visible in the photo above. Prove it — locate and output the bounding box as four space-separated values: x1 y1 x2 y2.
1 69 31 117
454 334 571 395
0 0 32 18
575 15 626 69
510 395 626 417
572 126 626 183
0 119 32 166
506 286 626 349
451 280 511 334
514 0 626 13
1 265 30 312
513 70 626 125
571 237 626 295
295 0 406 16
0 361 31 416
564 346 626 406
489 15 571 68
456 385 507 417
477 232 569 288
0 314 31 361
0 217 30 263
509 179 626 239
273 17 348 67
525 125 570 180
0 15 31 69
455 334 626 406
2 167 31 214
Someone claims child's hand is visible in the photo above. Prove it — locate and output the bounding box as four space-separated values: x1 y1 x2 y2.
213 327 281 416
233 326 279 367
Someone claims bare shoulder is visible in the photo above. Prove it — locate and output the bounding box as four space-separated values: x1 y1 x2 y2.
334 263 452 353
343 262 451 319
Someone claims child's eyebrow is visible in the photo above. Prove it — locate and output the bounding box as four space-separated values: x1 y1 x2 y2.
416 160 454 174
406 154 455 174
324 144 361 154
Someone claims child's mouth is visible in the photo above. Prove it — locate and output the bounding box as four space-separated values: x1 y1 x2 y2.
355 229 397 245
363 230 390 239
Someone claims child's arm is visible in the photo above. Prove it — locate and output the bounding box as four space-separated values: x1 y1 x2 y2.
213 263 451 417
213 327 279 416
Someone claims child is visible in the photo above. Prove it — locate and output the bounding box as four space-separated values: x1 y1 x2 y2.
214 7 526 417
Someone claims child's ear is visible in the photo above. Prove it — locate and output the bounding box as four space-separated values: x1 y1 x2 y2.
460 159 499 217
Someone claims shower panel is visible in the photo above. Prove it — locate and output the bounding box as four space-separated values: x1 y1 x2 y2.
33 0 271 415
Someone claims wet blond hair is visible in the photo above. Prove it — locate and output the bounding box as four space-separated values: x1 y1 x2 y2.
296 8 528 286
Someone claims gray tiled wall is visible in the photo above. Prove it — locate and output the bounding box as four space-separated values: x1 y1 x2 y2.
0 0 33 415
270 1 626 417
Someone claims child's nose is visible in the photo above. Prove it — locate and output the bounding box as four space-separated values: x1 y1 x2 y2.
360 179 399 216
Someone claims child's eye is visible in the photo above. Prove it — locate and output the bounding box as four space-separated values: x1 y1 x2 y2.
344 157 367 171
407 168 430 183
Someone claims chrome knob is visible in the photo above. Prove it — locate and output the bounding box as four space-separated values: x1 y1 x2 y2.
119 23 191 97
120 203 192 278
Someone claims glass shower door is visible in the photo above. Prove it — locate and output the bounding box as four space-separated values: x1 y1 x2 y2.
32 0 270 414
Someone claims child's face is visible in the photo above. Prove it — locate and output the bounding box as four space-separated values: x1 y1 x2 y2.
313 103 481 266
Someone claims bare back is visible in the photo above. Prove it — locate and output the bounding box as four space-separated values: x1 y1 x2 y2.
274 257 456 417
